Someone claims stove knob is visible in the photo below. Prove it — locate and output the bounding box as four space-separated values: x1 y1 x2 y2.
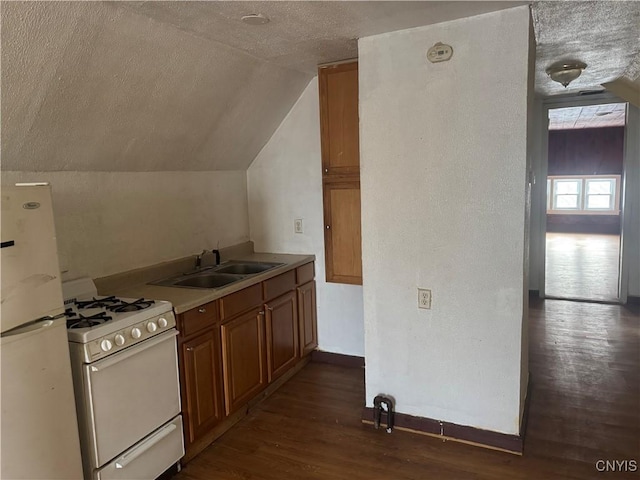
114 334 126 346
100 339 113 352
158 317 168 328
131 327 142 339
146 321 158 333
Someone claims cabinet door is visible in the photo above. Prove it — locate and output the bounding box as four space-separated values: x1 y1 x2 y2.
221 308 267 415
181 329 224 444
319 62 360 176
323 179 363 285
265 291 299 383
297 281 318 357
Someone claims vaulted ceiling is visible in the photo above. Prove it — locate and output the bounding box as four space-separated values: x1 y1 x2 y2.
2 1 639 172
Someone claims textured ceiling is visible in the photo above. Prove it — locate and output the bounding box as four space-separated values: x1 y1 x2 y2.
548 103 626 130
0 1 523 172
116 1 524 74
532 1 640 96
2 1 638 172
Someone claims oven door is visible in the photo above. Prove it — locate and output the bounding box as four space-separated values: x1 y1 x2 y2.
83 330 181 468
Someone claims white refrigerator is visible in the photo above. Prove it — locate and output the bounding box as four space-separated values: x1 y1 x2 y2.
1 185 84 479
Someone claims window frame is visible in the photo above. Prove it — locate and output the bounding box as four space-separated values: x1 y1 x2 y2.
546 174 621 215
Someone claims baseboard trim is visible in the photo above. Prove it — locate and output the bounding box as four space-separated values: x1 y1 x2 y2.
627 295 640 305
311 350 365 368
519 374 532 446
361 408 523 455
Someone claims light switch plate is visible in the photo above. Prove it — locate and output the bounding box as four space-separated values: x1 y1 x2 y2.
294 218 303 234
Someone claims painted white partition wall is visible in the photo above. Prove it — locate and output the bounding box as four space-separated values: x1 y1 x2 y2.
247 78 365 357
359 6 532 435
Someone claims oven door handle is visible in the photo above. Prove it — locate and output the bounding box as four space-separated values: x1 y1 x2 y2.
89 330 177 372
114 422 177 469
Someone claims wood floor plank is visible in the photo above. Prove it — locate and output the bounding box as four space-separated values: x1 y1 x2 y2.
175 299 640 479
545 232 620 301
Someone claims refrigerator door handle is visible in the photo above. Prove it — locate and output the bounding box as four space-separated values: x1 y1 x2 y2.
1 240 15 248
0 318 56 340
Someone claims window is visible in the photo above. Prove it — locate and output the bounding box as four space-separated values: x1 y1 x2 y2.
547 175 620 215
585 179 615 210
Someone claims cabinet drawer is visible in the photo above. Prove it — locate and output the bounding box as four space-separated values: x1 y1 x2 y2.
180 301 218 337
296 262 315 285
263 270 296 301
220 283 262 320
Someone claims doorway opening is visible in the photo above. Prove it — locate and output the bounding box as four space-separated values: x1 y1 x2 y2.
544 102 627 302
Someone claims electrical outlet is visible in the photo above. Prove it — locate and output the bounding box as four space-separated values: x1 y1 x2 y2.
418 288 432 309
294 218 303 234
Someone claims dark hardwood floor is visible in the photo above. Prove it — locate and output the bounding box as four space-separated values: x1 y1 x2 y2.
175 299 640 480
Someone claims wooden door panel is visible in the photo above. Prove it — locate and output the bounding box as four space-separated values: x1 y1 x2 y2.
266 291 299 383
319 62 360 175
297 281 318 357
182 330 224 444
323 180 363 284
221 308 267 415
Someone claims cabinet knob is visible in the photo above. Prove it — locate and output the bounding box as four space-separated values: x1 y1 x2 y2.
324 168 329 173
186 347 194 352
258 311 265 315
326 225 330 229
266 306 273 312
198 308 206 313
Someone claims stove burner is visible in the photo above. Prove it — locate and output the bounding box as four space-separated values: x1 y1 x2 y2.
107 298 155 313
66 312 113 329
75 296 119 309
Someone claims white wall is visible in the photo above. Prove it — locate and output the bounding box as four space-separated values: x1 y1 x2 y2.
527 97 545 293
623 104 640 297
1 171 249 280
359 6 532 435
247 78 365 357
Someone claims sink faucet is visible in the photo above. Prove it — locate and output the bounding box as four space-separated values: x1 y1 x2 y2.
195 250 207 269
195 249 221 269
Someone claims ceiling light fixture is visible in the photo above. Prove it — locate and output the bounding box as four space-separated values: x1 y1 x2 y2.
546 62 587 88
241 14 270 25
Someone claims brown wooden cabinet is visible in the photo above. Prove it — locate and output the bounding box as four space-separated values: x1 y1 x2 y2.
221 307 267 415
181 330 224 444
319 61 360 176
177 300 225 453
297 280 318 357
322 179 362 284
265 291 299 382
178 262 318 463
319 61 362 285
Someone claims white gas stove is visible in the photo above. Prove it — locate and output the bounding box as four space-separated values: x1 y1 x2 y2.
62 278 184 480
63 277 175 362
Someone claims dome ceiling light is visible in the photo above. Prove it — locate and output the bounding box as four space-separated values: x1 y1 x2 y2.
546 62 587 88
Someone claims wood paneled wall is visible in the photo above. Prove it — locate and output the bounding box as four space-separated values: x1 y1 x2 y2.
548 127 624 175
547 127 624 234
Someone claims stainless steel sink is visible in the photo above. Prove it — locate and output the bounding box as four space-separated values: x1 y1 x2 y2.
149 260 283 290
172 273 240 289
214 261 282 275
